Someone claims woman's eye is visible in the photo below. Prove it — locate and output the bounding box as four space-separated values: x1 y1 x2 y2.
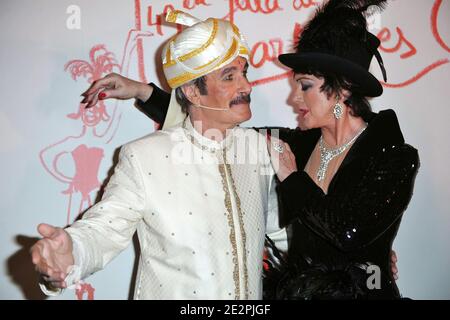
300 82 311 91
224 74 233 81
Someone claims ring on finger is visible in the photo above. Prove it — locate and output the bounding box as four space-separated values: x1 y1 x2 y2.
272 143 284 153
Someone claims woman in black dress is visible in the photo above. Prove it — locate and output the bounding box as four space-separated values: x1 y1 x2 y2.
260 0 420 299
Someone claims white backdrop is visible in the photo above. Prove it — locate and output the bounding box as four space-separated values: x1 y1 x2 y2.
1 0 449 299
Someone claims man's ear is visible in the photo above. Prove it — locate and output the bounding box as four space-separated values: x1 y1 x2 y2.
182 84 201 106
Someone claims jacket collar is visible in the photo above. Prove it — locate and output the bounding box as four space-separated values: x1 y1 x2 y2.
340 109 404 168
182 116 236 153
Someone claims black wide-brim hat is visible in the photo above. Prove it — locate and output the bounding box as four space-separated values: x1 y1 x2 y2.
279 1 388 98
279 51 383 97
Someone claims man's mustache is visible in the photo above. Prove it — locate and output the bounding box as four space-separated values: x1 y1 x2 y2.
230 94 251 106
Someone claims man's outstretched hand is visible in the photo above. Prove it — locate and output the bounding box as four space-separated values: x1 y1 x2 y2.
30 223 74 289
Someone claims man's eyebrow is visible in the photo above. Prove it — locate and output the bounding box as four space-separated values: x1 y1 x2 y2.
220 62 249 76
220 66 238 77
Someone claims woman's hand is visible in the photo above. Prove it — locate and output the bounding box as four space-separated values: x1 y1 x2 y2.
267 136 298 182
81 73 153 108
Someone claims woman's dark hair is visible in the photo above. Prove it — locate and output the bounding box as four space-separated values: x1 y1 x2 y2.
294 67 372 122
175 76 208 113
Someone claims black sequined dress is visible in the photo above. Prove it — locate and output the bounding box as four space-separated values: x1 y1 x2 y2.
264 109 419 299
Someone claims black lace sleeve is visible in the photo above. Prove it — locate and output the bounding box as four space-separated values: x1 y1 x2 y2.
278 145 419 252
135 83 170 124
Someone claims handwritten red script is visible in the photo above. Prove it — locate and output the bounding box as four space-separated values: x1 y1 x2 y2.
136 0 449 89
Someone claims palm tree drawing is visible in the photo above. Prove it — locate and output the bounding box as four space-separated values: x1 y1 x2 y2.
39 29 152 300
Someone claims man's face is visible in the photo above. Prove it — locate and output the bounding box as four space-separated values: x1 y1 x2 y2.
196 56 252 128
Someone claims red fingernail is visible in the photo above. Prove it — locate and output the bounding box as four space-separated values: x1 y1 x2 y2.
99 92 106 100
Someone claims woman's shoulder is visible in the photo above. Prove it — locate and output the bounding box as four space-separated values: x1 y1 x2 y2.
370 143 419 178
381 143 419 162
366 109 418 155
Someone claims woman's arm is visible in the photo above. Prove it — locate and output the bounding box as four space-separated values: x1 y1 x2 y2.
135 83 170 124
82 75 303 141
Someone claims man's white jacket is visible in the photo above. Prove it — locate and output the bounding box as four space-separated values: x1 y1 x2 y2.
45 118 286 299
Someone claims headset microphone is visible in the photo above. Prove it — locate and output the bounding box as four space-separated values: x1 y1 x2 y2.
192 104 230 111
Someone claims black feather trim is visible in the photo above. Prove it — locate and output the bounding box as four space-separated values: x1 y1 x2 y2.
296 0 389 53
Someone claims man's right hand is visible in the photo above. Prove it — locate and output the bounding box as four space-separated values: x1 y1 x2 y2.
81 73 153 108
30 223 75 289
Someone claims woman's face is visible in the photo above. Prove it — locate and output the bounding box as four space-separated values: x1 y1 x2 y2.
293 73 336 130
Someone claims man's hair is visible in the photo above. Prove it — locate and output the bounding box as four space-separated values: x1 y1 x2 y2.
175 76 208 113
293 67 372 122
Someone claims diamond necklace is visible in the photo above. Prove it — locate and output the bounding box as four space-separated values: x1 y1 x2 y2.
317 125 367 182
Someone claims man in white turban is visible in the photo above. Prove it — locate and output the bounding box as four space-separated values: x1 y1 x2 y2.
31 10 286 300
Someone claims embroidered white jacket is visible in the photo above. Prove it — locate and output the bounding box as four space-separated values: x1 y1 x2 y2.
44 118 286 299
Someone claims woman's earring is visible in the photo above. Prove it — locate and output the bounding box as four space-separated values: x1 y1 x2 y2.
333 102 343 119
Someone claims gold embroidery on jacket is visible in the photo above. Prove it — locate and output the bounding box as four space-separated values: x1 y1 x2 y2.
219 161 240 299
225 161 249 299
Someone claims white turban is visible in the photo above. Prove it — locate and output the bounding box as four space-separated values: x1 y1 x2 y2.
160 10 250 129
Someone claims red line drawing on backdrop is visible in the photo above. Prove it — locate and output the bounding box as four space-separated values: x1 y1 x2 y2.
250 38 284 68
183 0 211 10
378 27 417 59
136 0 448 90
137 1 307 88
136 0 210 77
249 22 303 86
381 58 449 88
431 0 450 53
39 30 151 300
379 0 449 88
250 71 291 86
39 34 152 234
75 283 95 300
39 45 119 302
146 4 179 36
142 1 208 37
292 0 320 11
227 0 283 24
135 0 148 83
39 45 120 229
